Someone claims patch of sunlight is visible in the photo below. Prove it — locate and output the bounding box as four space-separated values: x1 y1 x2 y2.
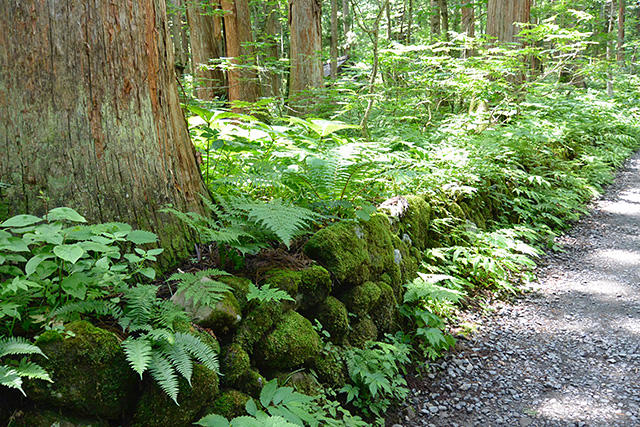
592 249 640 266
618 318 640 335
536 396 626 422
600 194 640 215
579 279 631 297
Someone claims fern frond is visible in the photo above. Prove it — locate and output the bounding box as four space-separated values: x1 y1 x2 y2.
0 336 46 359
247 284 295 303
146 328 175 344
174 332 219 374
50 300 123 322
122 284 158 326
149 300 191 330
149 352 180 405
122 337 153 378
169 269 232 308
159 339 193 386
0 365 23 395
15 358 52 382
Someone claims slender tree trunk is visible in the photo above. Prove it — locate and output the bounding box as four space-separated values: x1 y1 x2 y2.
263 1 283 97
343 0 351 55
222 0 261 107
617 0 625 65
406 0 413 43
430 0 441 40
0 0 209 265
461 0 475 57
331 0 339 79
186 0 226 100
386 1 392 40
288 0 324 107
438 0 449 41
606 0 616 97
168 0 189 73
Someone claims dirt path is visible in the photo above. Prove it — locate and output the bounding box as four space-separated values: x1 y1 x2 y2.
398 152 640 427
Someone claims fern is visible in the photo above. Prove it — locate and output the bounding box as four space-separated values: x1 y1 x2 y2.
122 337 153 378
168 269 232 308
50 300 123 322
247 283 295 303
0 336 52 396
148 351 180 404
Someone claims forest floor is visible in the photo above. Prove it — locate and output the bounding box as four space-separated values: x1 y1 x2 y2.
394 151 640 427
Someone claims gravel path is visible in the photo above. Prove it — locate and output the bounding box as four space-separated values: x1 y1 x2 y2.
398 152 640 427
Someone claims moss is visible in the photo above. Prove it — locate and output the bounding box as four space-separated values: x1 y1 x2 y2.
206 389 251 419
131 364 219 427
391 234 418 297
173 321 222 356
220 343 251 386
200 292 242 334
218 275 251 309
274 371 322 396
397 195 432 250
263 265 332 312
369 282 398 334
312 350 347 389
236 369 265 398
258 311 321 371
11 407 109 427
233 301 286 354
339 281 382 317
347 316 378 348
304 214 396 289
312 296 349 343
26 321 137 419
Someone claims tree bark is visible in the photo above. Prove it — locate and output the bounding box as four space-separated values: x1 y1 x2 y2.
262 0 283 97
288 0 324 104
438 0 449 41
461 0 475 57
617 0 625 64
0 0 209 265
486 0 531 43
343 0 351 55
186 0 227 100
221 0 261 107
331 0 339 79
430 0 441 40
168 0 189 73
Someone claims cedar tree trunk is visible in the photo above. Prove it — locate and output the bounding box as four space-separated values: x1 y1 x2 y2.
288 0 324 96
0 0 209 265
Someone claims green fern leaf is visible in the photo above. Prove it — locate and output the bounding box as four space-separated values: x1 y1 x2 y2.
15 358 52 382
149 352 180 405
122 337 153 378
0 336 46 359
247 284 295 303
174 332 219 374
50 300 123 322
0 365 23 395
160 339 193 386
169 269 232 308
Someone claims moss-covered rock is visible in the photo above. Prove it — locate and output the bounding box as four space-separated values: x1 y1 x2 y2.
26 321 137 419
235 368 265 398
369 282 399 334
172 289 242 335
312 350 347 389
346 316 378 348
257 311 321 371
234 301 286 354
131 364 219 427
311 296 349 343
274 371 322 396
205 389 251 419
11 407 109 427
339 281 382 317
262 266 332 312
304 214 397 289
220 343 250 386
218 275 251 309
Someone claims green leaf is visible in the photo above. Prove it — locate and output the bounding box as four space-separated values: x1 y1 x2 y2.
25 253 55 276
260 379 279 408
0 237 30 253
1 215 42 228
139 267 156 280
195 414 231 427
46 207 87 223
127 230 159 245
53 244 85 264
61 273 88 300
0 365 23 395
122 337 153 378
245 398 258 416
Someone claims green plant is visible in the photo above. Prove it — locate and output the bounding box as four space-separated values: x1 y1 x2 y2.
340 339 411 420
120 284 219 405
168 268 232 307
0 336 52 395
0 208 161 335
196 379 368 427
246 283 295 303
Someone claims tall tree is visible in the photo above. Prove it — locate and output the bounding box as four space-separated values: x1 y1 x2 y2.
262 0 283 97
0 0 208 264
168 0 190 73
186 1 227 99
288 0 324 102
430 0 441 40
438 0 449 40
461 0 476 57
221 0 261 106
331 0 339 79
618 0 626 64
486 0 532 43
343 0 352 55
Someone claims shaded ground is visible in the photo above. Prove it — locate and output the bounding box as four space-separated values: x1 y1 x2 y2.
397 152 640 426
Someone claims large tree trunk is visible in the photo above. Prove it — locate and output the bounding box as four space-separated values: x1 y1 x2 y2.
0 0 209 265
461 0 475 57
430 0 441 40
262 1 283 97
438 0 449 40
331 0 339 79
343 0 351 55
486 0 531 43
186 0 227 100
288 0 324 106
221 0 261 107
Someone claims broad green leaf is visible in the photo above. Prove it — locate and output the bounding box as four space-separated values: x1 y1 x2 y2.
25 253 55 276
195 414 230 427
53 244 85 264
1 215 41 228
260 379 279 408
122 338 153 377
139 267 156 280
46 207 87 223
61 273 88 300
245 398 258 416
126 230 158 245
0 237 30 253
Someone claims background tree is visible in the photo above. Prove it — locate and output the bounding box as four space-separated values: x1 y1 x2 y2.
0 0 209 264
487 0 532 43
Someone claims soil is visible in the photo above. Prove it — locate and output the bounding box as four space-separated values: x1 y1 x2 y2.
394 151 640 427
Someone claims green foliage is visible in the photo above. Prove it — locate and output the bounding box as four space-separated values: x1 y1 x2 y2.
246 283 295 303
168 268 232 307
0 336 52 395
340 339 411 420
0 209 162 335
196 379 368 427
